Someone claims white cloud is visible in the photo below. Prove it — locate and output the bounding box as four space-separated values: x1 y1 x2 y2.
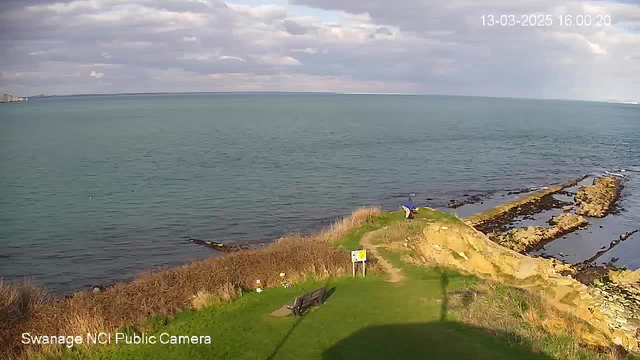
292 48 318 54
588 41 607 55
219 55 246 61
228 4 289 21
89 71 104 79
255 55 301 65
26 0 102 14
78 63 122 68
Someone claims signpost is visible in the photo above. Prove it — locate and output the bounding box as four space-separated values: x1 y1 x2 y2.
351 250 367 277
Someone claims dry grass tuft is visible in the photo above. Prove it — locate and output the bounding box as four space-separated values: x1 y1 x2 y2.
373 220 423 245
1 207 379 359
191 283 241 310
452 282 617 360
1 280 48 358
312 207 381 243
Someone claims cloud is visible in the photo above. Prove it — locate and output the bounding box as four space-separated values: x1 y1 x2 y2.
0 0 638 100
89 71 104 79
283 19 317 35
219 55 246 62
292 48 318 54
369 26 394 39
255 55 301 66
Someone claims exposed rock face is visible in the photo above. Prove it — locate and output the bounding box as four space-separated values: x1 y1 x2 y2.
575 177 622 218
406 222 639 352
489 214 588 253
589 270 640 350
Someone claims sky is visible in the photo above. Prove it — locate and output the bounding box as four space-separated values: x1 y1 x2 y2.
0 0 639 100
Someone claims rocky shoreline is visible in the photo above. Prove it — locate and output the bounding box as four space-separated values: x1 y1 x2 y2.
576 176 624 217
464 176 585 232
403 221 640 353
464 176 624 254
490 213 588 253
452 174 640 352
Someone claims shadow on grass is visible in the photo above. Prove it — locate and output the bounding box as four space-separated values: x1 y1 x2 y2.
440 268 449 322
266 316 304 360
323 268 551 360
323 286 336 303
267 286 337 360
322 322 553 360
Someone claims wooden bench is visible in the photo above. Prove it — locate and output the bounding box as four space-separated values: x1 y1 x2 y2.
286 286 326 316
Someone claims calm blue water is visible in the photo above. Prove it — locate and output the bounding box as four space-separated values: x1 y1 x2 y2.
1 94 638 293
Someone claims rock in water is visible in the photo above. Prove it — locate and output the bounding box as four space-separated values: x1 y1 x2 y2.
489 213 588 253
575 176 623 218
621 230 639 241
189 238 249 252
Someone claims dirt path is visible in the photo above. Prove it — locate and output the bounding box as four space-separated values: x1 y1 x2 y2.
360 228 404 283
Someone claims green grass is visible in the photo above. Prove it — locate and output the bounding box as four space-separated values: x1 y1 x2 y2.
333 210 405 250
46 210 609 360
335 208 461 251
54 270 553 360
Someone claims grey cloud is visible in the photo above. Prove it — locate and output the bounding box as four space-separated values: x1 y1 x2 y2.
289 0 640 97
369 26 393 39
283 19 317 35
0 0 638 100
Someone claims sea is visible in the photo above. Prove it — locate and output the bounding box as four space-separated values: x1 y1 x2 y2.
0 93 638 293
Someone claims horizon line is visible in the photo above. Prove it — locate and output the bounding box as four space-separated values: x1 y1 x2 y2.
16 90 636 104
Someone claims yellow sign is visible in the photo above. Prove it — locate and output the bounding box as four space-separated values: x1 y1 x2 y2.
351 250 366 263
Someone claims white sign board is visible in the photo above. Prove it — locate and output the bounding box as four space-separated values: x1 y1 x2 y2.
351 250 366 263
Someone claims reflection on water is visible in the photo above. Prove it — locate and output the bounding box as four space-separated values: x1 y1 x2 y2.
1 94 638 293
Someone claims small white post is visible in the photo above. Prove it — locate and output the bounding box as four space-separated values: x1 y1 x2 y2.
352 261 355 277
363 260 366 277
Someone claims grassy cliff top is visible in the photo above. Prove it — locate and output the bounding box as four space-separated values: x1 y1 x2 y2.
43 209 626 360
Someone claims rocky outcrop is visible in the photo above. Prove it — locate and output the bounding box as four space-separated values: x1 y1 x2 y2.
575 177 622 217
489 214 588 253
190 238 250 252
448 194 484 208
583 269 640 350
404 222 639 352
465 177 584 233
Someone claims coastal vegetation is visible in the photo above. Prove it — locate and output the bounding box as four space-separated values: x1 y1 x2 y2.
52 261 613 360
0 208 381 360
2 179 638 360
